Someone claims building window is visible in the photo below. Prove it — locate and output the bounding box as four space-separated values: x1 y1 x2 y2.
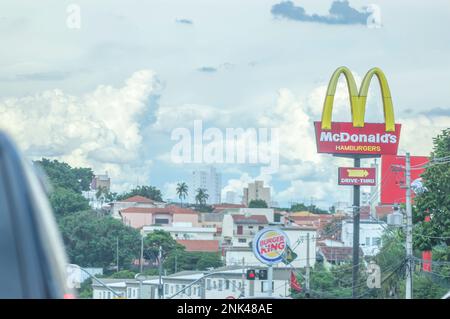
213 281 217 289
261 282 265 293
176 284 180 293
155 218 169 224
238 238 246 243
225 280 230 290
373 237 381 246
231 280 236 292
248 226 253 229
206 279 211 290
127 288 131 298
165 284 169 294
108 291 111 299
259 226 264 230
218 280 223 291
237 225 243 235
365 237 370 246
187 287 191 296
132 289 136 298
171 285 174 294
198 285 202 297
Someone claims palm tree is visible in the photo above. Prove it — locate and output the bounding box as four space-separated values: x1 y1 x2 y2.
195 188 209 206
176 182 188 207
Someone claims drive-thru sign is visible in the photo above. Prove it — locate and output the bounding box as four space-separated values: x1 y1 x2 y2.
338 167 376 186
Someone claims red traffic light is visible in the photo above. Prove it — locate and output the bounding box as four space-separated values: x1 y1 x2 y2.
246 269 256 280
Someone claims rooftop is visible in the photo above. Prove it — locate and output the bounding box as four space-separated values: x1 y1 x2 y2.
232 214 268 224
176 240 220 252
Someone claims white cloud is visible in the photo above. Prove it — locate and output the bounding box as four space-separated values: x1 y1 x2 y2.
398 114 450 156
0 70 160 192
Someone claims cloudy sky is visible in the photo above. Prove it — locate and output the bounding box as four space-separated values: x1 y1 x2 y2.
1 0 449 208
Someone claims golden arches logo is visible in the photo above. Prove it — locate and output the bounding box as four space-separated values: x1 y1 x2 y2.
321 67 395 132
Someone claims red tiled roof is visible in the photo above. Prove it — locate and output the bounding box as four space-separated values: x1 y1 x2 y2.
319 246 364 262
120 206 197 215
232 214 268 224
376 205 394 218
176 240 220 252
121 195 154 203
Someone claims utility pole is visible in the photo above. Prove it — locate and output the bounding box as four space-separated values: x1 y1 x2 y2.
158 245 163 299
306 232 311 295
241 258 245 298
405 152 413 299
267 265 273 297
116 237 119 273
352 157 361 298
140 234 144 273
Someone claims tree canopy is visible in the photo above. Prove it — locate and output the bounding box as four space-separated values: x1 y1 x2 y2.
248 199 268 208
117 185 163 202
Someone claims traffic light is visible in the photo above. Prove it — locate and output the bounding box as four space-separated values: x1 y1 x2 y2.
246 269 256 280
258 269 268 280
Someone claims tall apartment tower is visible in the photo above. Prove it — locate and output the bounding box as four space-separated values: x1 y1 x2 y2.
190 167 222 205
243 180 271 206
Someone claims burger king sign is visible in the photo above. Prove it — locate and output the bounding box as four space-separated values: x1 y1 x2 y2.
253 227 290 265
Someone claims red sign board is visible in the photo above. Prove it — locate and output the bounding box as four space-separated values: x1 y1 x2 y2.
314 122 401 156
338 167 376 186
380 155 429 204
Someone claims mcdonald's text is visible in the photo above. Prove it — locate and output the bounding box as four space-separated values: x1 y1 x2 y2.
314 121 401 155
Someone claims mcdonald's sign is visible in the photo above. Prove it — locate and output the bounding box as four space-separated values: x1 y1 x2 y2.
314 67 401 156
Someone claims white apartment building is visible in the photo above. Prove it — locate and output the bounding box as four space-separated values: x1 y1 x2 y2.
92 267 293 299
243 181 271 206
190 167 222 205
142 224 217 241
341 219 386 256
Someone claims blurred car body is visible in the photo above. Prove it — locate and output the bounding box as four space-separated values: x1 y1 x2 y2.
0 132 71 298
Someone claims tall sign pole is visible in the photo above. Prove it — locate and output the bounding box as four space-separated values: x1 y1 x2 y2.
405 152 413 299
352 157 361 298
314 66 401 299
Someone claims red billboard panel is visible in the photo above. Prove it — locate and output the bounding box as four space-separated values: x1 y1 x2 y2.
380 155 429 205
314 122 401 156
338 167 376 186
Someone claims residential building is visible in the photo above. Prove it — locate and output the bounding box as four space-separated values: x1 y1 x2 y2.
120 205 199 229
91 173 111 192
143 225 216 241
242 180 271 207
92 267 293 299
225 191 237 204
190 167 222 205
111 195 165 219
176 240 220 253
341 219 386 256
222 214 269 248
317 245 364 270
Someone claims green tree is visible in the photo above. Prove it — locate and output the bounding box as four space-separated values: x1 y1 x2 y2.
290 203 308 211
49 186 90 216
34 158 93 193
195 188 209 206
143 230 184 261
176 182 189 207
117 185 163 202
414 128 450 252
163 251 223 274
248 199 268 208
58 211 141 269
